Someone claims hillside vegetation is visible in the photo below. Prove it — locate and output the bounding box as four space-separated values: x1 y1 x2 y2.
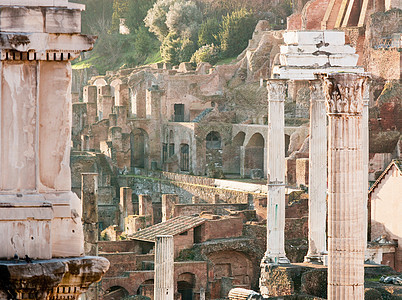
72 0 291 74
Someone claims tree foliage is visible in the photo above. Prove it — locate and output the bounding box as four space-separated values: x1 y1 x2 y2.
125 0 156 32
166 0 202 39
111 0 129 32
218 8 256 57
161 32 197 65
198 17 220 46
144 0 175 41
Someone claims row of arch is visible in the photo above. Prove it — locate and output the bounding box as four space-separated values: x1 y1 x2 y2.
129 126 291 176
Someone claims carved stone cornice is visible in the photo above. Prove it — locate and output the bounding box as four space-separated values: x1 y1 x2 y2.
319 73 369 115
309 79 325 103
267 80 287 102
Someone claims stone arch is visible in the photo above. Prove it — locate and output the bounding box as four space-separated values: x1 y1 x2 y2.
130 128 149 169
244 133 265 177
136 279 154 298
110 79 122 106
206 131 221 150
103 285 129 300
205 131 223 176
177 272 196 300
207 250 254 288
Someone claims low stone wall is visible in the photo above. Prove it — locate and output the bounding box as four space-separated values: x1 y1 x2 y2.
118 171 264 205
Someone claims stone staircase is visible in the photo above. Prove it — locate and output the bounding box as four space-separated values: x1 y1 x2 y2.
192 107 213 122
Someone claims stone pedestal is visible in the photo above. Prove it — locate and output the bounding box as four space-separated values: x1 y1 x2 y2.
305 80 327 263
263 80 289 265
321 73 368 300
154 235 174 300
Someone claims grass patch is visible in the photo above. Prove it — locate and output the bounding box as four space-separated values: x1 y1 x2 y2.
215 56 237 65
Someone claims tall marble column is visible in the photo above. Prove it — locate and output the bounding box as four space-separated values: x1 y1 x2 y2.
305 80 327 262
362 81 370 244
264 80 289 264
321 73 368 300
154 235 174 300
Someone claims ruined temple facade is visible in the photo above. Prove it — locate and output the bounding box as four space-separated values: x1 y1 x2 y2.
68 0 401 298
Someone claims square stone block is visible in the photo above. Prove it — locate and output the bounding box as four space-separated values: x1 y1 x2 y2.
45 8 81 33
0 7 44 32
284 31 324 45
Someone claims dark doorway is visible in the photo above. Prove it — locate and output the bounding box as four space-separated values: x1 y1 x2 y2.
180 144 190 171
194 225 202 243
130 129 148 169
174 104 185 122
178 281 193 300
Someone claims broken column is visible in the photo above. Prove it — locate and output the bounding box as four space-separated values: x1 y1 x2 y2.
82 173 99 256
0 1 108 298
321 73 367 300
154 235 174 300
305 79 327 263
139 194 153 216
263 80 289 264
162 194 178 222
119 187 133 230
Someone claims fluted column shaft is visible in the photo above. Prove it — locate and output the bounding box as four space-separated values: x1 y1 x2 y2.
321 73 368 300
362 83 369 244
265 80 289 264
305 80 327 262
154 235 174 300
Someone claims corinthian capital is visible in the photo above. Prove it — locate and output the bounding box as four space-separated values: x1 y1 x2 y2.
319 73 368 115
309 79 324 103
267 80 287 102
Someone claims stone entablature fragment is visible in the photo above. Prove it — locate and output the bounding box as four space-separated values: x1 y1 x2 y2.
273 31 364 80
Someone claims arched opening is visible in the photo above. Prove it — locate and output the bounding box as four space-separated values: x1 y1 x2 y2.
205 131 223 177
231 132 245 175
130 128 148 169
136 279 154 298
177 273 195 300
206 131 221 149
103 286 129 300
180 144 190 172
244 133 265 178
208 251 254 289
285 134 290 157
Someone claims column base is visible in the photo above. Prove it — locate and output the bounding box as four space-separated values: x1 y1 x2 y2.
0 256 109 300
304 252 328 265
261 253 291 265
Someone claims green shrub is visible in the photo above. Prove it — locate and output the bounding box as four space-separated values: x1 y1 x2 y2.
191 44 220 65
